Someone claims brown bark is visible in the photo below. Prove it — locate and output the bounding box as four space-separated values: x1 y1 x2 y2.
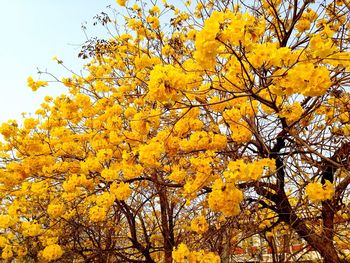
275 190 340 263
260 137 342 262
271 176 340 262
154 174 174 263
119 201 155 263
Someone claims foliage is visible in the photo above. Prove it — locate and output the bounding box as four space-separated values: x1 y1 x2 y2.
0 0 350 262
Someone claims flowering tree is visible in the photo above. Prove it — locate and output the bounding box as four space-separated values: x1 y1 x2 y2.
0 0 349 262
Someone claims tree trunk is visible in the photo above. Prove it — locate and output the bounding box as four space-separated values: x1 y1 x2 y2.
275 191 340 263
155 177 174 263
316 241 340 263
265 138 341 263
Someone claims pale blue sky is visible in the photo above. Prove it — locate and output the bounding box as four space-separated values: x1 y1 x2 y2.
0 0 116 123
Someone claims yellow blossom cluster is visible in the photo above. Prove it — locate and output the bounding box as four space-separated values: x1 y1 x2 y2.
272 63 332 97
190 215 209 234
27 77 48 91
110 182 132 201
47 202 65 218
224 158 276 182
179 131 227 152
194 10 265 69
0 215 15 229
278 102 304 125
147 65 186 103
21 221 42 237
2 245 13 260
208 179 243 216
139 140 165 168
172 243 220 263
295 8 317 33
41 244 64 262
306 180 335 202
116 0 126 6
89 205 107 222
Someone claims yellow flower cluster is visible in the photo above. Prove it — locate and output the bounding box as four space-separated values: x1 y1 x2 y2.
295 8 317 32
62 174 93 193
273 63 331 97
87 182 131 223
47 202 65 217
42 244 64 262
116 0 126 7
247 43 294 69
278 102 304 125
172 243 220 263
101 167 119 181
146 15 160 29
168 166 187 183
182 151 220 199
27 76 48 91
89 205 107 222
194 11 226 69
110 182 132 201
179 131 227 152
190 215 208 234
21 221 42 237
139 141 165 168
224 158 276 181
147 65 186 103
96 191 115 208
0 215 15 229
194 10 265 69
208 179 243 216
305 180 335 202
296 19 311 33
222 102 260 142
2 245 13 260
173 109 203 137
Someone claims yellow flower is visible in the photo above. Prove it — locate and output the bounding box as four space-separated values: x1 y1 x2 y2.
172 243 190 263
190 215 209 234
124 107 137 119
96 191 116 208
139 141 165 168
16 246 27 258
278 102 304 125
306 180 335 202
208 179 243 216
147 64 187 103
296 19 311 32
23 118 38 130
150 5 160 15
168 166 187 183
89 206 107 222
42 244 64 262
27 76 48 91
2 245 13 260
172 243 220 263
47 202 65 217
0 236 8 247
0 215 15 228
101 168 118 182
343 124 350 136
21 221 42 237
110 182 132 201
147 16 160 29
116 0 126 6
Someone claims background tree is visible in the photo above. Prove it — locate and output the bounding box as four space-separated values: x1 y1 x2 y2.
0 0 349 262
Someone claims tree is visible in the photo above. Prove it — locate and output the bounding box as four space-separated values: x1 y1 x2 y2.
0 0 349 262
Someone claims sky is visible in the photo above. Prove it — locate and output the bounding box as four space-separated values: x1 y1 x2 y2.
0 0 116 124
